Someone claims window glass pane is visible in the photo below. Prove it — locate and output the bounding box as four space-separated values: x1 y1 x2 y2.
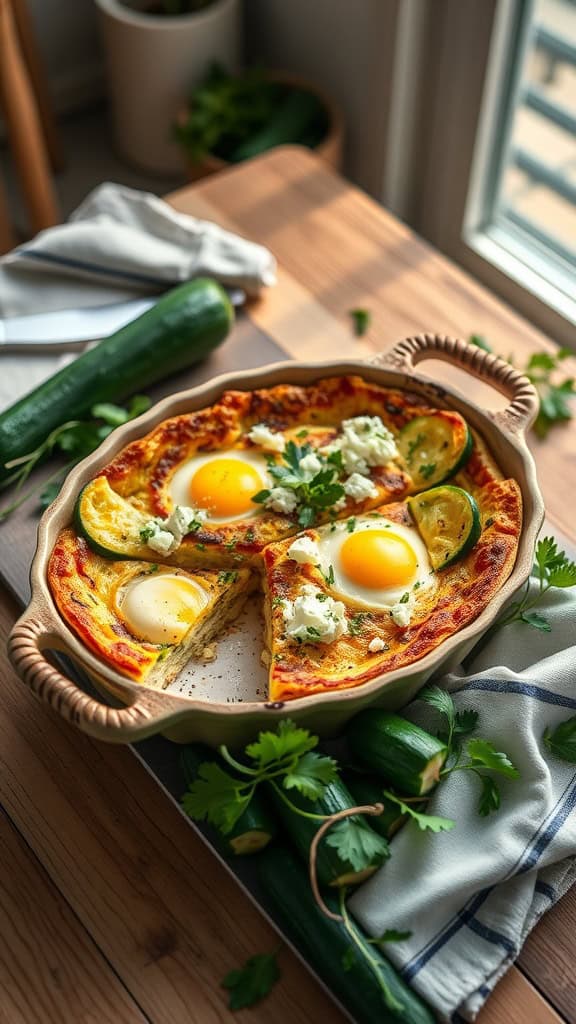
495 0 576 269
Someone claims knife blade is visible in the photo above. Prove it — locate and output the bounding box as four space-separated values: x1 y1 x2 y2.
0 288 246 353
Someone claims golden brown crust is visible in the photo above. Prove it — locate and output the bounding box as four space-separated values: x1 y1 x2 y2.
264 479 522 702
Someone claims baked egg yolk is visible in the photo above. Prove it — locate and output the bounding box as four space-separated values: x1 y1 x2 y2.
117 574 209 644
339 529 418 590
189 457 263 519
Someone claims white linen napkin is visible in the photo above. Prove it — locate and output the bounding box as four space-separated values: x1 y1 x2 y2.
349 579 576 1023
0 182 276 317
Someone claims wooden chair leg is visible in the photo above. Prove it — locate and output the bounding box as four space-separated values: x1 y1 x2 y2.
0 0 60 233
10 0 64 172
0 172 16 254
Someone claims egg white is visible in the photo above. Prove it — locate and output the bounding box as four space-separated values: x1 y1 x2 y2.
315 516 434 611
168 448 271 524
115 572 209 644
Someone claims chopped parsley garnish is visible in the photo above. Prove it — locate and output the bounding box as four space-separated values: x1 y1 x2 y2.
272 595 284 608
224 539 237 551
254 440 345 526
406 432 425 465
346 517 357 533
495 535 576 633
306 626 322 639
195 543 207 551
245 528 256 543
218 570 239 585
348 613 367 636
139 523 156 542
321 563 335 586
222 952 280 1011
399 592 410 604
349 308 371 337
296 428 309 438
187 518 204 533
419 463 437 480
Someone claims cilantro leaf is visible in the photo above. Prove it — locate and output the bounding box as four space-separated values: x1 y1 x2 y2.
384 791 455 833
469 334 493 353
466 738 520 778
477 775 501 816
282 751 338 800
222 952 280 1011
245 719 317 768
350 308 371 337
326 820 390 871
181 762 252 834
497 535 576 632
417 685 455 744
543 715 576 763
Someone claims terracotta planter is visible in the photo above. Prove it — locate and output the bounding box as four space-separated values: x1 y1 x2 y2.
178 74 344 181
95 0 241 175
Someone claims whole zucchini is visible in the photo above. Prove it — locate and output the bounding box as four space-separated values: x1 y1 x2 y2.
258 846 435 1024
180 744 276 856
268 776 388 888
0 278 233 481
347 711 448 796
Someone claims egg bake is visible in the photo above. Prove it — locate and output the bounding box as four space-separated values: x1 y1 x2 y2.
48 375 522 699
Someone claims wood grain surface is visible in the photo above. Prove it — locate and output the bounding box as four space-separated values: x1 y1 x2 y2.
0 146 575 1023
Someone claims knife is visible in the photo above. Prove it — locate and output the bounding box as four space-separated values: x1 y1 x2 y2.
0 288 246 353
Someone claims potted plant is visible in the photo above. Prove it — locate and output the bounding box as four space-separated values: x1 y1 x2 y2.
94 0 241 175
174 64 344 179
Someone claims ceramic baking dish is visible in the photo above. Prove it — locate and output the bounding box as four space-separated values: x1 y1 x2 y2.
8 334 543 747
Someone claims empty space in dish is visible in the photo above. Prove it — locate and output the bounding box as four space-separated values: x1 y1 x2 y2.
164 595 268 704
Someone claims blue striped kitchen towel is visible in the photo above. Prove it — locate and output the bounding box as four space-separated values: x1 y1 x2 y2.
349 580 576 1022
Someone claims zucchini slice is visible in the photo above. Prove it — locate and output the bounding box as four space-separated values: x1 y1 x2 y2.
347 711 448 796
259 847 436 1024
407 484 481 570
397 411 473 491
75 477 150 560
268 776 389 887
180 745 276 856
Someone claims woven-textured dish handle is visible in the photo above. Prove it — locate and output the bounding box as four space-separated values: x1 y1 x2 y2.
373 333 539 435
8 614 176 742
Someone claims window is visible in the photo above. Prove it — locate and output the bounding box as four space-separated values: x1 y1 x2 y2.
394 0 576 346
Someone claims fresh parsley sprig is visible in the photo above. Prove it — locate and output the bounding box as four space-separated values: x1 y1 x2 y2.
0 395 150 522
252 440 345 527
181 719 389 873
417 686 519 815
469 335 575 438
496 536 576 633
222 951 281 1011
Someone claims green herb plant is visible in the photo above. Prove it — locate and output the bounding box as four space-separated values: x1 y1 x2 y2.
418 686 520 815
0 396 151 523
469 335 575 438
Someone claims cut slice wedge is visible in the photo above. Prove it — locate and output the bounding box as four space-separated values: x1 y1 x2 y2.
407 484 481 570
398 411 473 491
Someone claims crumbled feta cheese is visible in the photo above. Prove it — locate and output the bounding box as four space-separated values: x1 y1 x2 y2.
287 535 320 564
368 636 387 653
324 416 398 476
298 452 323 480
283 584 348 644
247 423 286 452
143 522 176 555
264 486 299 514
141 505 207 553
343 472 379 501
390 601 412 627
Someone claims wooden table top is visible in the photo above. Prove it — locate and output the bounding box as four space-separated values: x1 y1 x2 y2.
1 146 574 1024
